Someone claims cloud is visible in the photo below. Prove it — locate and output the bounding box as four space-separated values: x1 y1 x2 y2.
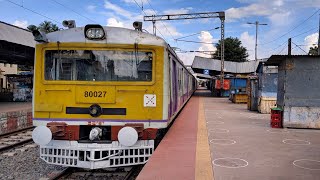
225 0 291 27
163 7 193 14
268 11 291 27
13 20 28 29
197 31 217 58
176 31 218 65
104 1 132 19
237 0 283 6
144 21 182 38
240 31 255 60
293 0 320 8
101 1 186 41
122 0 149 4
107 18 124 27
273 0 284 6
225 3 271 20
86 5 96 12
101 2 182 40
304 33 318 51
143 9 157 16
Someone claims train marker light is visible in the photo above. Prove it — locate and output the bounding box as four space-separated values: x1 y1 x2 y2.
84 24 105 40
32 126 52 145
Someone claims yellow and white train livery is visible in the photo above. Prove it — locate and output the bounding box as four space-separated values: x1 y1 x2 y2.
31 22 197 169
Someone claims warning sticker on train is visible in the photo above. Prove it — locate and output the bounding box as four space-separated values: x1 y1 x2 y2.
144 94 156 107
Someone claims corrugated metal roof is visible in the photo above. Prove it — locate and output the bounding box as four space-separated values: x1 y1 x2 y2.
195 73 212 79
0 21 35 47
266 55 320 65
192 56 262 73
187 67 195 74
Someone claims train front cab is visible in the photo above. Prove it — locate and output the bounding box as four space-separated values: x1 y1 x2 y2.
32 41 168 169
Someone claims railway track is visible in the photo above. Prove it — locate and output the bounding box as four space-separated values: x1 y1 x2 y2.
49 165 142 180
0 127 34 153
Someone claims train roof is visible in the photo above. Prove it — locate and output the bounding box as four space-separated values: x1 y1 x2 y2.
45 26 168 47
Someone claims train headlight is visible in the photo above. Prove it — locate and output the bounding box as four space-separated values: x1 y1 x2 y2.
118 127 138 147
32 126 52 145
89 104 102 117
84 25 105 40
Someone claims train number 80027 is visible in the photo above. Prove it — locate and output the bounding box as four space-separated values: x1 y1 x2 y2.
84 91 106 97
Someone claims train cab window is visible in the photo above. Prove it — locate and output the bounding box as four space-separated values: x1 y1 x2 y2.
44 50 153 82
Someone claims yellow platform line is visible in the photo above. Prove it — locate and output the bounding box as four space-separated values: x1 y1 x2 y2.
195 97 214 180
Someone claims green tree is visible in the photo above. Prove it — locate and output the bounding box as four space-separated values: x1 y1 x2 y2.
27 21 59 33
213 37 249 62
308 46 318 55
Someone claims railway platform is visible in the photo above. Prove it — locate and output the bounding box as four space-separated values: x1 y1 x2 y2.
0 102 32 135
137 89 320 180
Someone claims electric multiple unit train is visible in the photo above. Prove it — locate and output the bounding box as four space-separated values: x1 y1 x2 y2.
31 21 197 169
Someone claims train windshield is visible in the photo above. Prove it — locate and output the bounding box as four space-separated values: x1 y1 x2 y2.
44 50 153 82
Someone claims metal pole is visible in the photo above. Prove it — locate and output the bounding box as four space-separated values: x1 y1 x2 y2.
152 20 156 35
288 38 292 55
255 21 258 61
318 14 320 55
220 17 225 90
247 21 267 60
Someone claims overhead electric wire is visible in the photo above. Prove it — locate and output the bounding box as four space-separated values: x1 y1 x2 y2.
132 0 167 41
261 8 320 45
5 0 60 24
146 0 176 41
292 41 308 54
291 26 319 38
175 39 217 44
51 0 97 23
276 42 288 55
269 40 288 54
175 50 214 55
175 27 219 40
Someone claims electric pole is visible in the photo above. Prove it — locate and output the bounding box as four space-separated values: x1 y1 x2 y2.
288 38 292 55
247 21 267 61
144 11 225 87
318 14 320 55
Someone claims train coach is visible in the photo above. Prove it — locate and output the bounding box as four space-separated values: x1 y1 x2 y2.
31 21 197 169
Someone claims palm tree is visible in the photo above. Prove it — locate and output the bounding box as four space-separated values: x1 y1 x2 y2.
308 46 318 55
39 21 59 33
27 21 59 33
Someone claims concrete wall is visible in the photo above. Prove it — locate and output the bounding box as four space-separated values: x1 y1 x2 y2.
277 61 286 108
277 57 320 128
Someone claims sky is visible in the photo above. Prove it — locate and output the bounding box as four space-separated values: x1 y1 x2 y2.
1 0 320 65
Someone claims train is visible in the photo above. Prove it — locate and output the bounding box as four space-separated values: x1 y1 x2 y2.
31 21 197 169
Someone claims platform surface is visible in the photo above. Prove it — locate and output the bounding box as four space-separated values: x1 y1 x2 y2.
137 89 320 180
0 102 32 113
